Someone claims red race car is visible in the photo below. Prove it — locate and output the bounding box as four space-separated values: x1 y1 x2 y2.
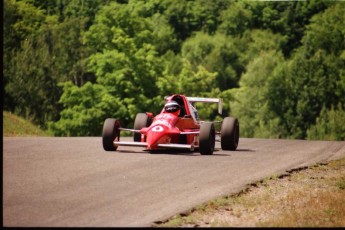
102 94 239 155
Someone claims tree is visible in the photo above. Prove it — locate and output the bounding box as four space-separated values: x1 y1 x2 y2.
3 0 46 111
242 0 329 57
5 34 62 128
266 2 345 139
160 0 231 40
51 2 165 135
181 32 243 90
5 0 344 139
230 50 284 138
48 82 118 136
4 0 101 127
302 2 345 57
218 0 253 36
307 104 345 141
3 0 46 51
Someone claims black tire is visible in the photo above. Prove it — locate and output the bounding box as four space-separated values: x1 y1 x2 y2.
102 118 120 151
221 117 239 151
133 113 152 142
199 122 215 155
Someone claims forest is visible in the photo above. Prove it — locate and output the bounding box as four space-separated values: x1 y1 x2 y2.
3 0 345 140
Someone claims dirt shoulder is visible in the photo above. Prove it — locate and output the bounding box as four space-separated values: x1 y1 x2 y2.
153 157 345 227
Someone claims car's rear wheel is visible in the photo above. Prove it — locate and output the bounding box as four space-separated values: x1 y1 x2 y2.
102 118 120 151
221 117 239 151
199 122 215 155
133 113 152 142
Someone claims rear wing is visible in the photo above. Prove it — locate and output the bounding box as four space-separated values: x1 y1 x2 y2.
186 97 223 115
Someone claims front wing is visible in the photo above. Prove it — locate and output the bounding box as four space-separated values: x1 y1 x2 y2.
116 127 199 151
113 141 196 151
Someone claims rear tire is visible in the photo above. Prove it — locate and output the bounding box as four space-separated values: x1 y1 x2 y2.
102 118 120 151
221 117 239 151
199 122 215 155
133 113 152 142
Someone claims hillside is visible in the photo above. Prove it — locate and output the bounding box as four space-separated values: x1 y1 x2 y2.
3 111 50 137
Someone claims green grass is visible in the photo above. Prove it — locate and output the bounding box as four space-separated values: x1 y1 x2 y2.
3 111 51 137
154 157 345 227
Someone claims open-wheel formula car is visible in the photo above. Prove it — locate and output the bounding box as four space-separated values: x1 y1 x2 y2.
102 94 239 155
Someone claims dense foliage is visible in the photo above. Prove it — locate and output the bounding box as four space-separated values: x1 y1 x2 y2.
4 0 345 140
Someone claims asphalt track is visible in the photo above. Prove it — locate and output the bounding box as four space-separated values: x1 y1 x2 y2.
3 137 345 227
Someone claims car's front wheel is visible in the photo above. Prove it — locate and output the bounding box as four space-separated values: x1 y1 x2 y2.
133 113 152 142
199 122 215 155
102 118 120 151
221 117 239 151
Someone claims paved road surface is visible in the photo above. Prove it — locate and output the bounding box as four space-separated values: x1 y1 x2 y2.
3 137 345 227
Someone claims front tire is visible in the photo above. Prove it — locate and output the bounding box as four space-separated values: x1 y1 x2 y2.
102 118 120 151
199 122 215 155
221 117 239 151
133 113 152 142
